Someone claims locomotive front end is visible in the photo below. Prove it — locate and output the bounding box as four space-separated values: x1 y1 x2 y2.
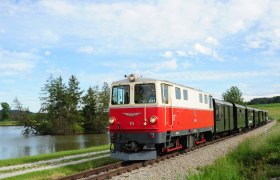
109 75 164 160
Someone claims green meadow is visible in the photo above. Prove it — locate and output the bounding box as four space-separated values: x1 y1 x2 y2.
0 121 18 126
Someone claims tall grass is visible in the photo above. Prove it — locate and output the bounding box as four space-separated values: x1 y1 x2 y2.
187 122 280 179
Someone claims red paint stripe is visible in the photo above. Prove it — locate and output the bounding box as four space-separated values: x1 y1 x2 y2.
109 107 214 133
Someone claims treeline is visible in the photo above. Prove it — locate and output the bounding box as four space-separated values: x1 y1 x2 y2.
20 75 110 135
247 96 280 105
0 100 30 121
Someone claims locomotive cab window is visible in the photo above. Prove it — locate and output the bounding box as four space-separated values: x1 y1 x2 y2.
134 83 156 104
112 85 130 105
209 96 212 108
204 94 208 104
183 89 188 100
175 87 181 99
161 84 169 104
199 93 203 103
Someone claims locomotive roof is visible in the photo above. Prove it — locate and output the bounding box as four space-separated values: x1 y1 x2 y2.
112 76 203 92
112 77 157 84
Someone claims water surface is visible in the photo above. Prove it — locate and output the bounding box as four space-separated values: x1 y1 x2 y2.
0 126 109 160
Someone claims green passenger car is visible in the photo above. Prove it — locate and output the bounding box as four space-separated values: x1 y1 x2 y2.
213 99 234 133
254 109 261 126
264 111 269 122
245 106 254 128
233 103 246 130
259 111 264 124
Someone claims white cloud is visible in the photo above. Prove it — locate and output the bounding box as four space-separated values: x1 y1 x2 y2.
205 36 219 46
176 51 187 57
0 0 273 51
163 51 173 58
156 59 177 71
146 69 280 83
40 0 76 16
0 49 38 76
194 43 218 59
78 46 94 54
0 28 5 33
245 29 280 51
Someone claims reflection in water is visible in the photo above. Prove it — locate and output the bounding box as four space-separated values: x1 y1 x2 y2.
0 126 109 160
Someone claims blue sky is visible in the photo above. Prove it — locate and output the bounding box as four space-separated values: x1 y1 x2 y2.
0 0 280 112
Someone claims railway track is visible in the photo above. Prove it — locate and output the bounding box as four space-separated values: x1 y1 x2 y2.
57 122 272 180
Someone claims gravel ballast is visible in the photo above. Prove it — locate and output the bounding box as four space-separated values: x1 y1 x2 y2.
113 121 276 180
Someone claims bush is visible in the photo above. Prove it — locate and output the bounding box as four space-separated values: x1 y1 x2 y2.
72 123 84 134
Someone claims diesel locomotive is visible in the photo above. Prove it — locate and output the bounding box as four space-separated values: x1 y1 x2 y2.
108 74 268 160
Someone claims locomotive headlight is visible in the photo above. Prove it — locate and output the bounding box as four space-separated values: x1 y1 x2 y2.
109 117 115 124
150 116 158 124
128 74 136 82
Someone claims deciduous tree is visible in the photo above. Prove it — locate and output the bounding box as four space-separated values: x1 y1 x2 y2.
1 102 10 120
222 86 244 104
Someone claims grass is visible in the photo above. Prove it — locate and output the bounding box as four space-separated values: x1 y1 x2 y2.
3 156 119 180
0 144 110 167
0 121 18 126
186 103 280 180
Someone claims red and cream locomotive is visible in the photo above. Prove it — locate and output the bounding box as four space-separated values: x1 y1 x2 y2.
109 74 215 160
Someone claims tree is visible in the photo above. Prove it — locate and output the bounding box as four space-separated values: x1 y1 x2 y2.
96 82 110 133
82 87 98 133
39 75 84 135
22 74 110 135
66 75 83 112
40 75 68 134
13 97 23 111
222 86 244 104
12 97 29 122
1 102 10 120
65 75 84 134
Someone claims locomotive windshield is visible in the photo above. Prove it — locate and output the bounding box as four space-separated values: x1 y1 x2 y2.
111 85 130 105
134 83 156 104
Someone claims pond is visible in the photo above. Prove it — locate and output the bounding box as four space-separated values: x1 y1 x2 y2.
0 126 109 160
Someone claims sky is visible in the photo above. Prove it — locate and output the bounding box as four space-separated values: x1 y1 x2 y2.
0 0 280 112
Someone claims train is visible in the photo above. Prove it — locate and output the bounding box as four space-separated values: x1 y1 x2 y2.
108 74 269 161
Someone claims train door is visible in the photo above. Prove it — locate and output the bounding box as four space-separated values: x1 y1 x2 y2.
161 84 173 129
224 106 229 131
